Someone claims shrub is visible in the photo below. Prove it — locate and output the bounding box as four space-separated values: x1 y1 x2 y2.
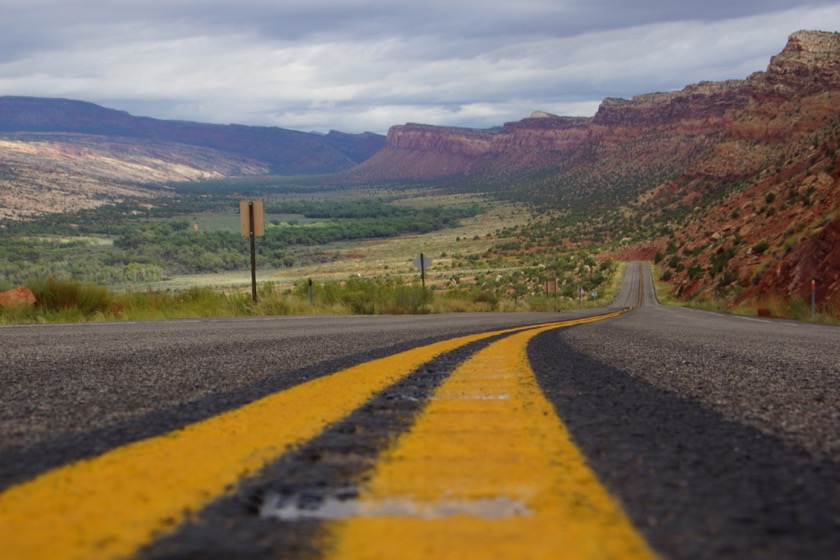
752 241 770 254
687 261 703 280
389 285 433 314
28 278 113 317
751 265 767 285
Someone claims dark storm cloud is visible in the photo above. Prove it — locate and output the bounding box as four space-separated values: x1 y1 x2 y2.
1 1 839 132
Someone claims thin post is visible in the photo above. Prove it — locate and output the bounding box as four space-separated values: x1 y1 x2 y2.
812 279 816 318
420 252 426 288
249 202 257 305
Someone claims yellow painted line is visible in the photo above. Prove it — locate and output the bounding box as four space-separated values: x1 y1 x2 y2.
0 316 622 560
326 319 654 559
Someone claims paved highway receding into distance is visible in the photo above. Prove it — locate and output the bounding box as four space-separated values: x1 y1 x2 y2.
1 263 838 559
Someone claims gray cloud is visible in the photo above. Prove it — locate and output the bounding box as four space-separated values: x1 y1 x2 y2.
1 1 840 133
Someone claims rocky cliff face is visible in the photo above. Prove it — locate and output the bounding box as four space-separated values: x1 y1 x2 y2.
593 80 749 132
765 29 840 92
346 123 494 181
387 123 495 156
489 114 591 152
347 76 753 192
636 31 840 314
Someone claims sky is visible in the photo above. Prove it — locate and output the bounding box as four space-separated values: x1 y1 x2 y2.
1 1 840 134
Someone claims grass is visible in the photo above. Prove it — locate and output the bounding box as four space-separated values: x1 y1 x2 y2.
650 263 681 306
1 262 626 324
128 195 528 293
0 192 621 323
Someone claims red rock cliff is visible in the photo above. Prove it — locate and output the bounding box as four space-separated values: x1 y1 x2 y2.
346 123 494 181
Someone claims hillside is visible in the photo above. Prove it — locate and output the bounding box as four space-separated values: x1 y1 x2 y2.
630 30 840 314
344 30 840 315
0 97 385 217
0 97 384 174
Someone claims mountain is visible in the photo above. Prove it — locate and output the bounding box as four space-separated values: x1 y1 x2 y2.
0 97 384 174
346 81 753 204
342 30 840 315
0 97 385 218
638 30 840 314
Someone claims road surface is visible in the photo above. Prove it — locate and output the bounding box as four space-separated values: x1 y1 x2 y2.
1 263 838 559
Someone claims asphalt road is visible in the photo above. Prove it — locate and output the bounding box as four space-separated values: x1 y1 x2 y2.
1 263 838 559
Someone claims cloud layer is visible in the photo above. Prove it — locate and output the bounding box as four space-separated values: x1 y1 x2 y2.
2 1 840 133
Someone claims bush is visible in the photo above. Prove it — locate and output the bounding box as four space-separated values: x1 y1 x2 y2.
295 277 432 315
687 261 703 280
28 278 113 317
389 285 433 314
752 241 770 254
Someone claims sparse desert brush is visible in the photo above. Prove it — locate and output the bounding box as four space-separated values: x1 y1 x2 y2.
28 278 113 318
0 301 38 324
293 276 433 315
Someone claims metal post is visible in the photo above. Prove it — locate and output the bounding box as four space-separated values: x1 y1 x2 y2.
249 202 257 305
420 252 426 288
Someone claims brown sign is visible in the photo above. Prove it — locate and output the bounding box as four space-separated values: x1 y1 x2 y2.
240 200 265 237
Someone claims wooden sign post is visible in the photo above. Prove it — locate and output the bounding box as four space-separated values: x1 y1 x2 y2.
240 200 265 304
413 253 432 287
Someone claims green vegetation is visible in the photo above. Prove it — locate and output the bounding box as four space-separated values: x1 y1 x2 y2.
0 185 624 323
0 270 620 324
0 196 481 285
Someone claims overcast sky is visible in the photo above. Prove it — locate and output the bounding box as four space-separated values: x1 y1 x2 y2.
2 1 840 134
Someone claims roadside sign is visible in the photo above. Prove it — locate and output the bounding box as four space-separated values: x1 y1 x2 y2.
413 254 432 270
240 200 264 304
413 253 432 288
240 200 265 237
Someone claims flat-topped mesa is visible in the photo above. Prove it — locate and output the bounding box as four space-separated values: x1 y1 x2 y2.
385 123 494 157
347 123 495 181
592 80 749 129
489 113 591 152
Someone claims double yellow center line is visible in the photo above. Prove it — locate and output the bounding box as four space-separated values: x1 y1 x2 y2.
0 309 650 559
326 320 652 559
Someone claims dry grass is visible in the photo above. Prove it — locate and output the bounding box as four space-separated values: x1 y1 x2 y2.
151 195 536 292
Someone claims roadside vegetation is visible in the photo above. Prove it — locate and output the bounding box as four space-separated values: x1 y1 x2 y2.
0 194 481 285
0 269 620 324
0 180 622 323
